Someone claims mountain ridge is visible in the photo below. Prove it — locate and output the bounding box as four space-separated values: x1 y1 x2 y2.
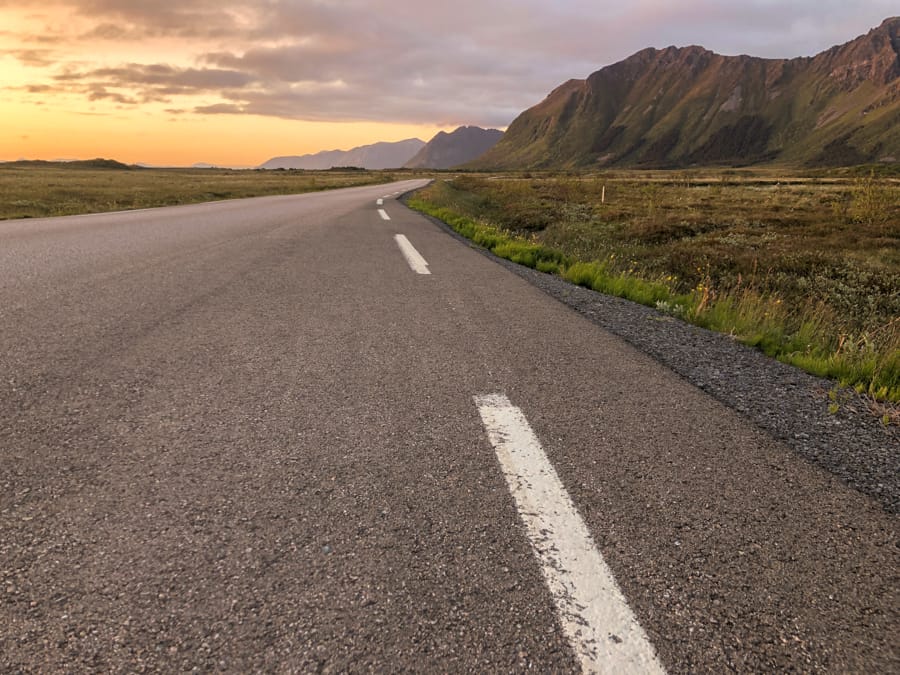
259 138 425 170
404 126 504 169
471 17 900 169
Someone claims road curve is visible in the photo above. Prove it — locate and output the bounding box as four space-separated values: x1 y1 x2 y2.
1 180 897 672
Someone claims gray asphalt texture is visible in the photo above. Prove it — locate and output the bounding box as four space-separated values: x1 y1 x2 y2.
412 201 900 515
2 181 897 672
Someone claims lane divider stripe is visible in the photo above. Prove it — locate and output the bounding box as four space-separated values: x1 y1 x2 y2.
394 234 431 275
377 198 384 205
474 393 665 675
378 209 391 220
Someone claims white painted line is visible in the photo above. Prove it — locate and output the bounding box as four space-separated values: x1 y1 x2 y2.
377 198 384 205
378 209 391 221
474 394 665 675
394 234 431 275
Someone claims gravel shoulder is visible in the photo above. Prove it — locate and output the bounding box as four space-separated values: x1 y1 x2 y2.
407 197 900 515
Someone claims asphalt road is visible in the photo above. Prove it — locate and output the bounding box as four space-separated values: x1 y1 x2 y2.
1 180 897 672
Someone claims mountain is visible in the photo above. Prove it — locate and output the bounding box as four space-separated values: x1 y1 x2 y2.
259 138 425 170
472 17 900 169
404 126 504 169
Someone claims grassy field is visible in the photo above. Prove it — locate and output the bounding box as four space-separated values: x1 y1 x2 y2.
409 169 900 408
0 161 405 220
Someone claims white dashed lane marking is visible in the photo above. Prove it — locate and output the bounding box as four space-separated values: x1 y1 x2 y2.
394 234 431 275
378 209 391 220
474 393 665 675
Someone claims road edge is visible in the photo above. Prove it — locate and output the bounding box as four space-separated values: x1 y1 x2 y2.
400 190 900 515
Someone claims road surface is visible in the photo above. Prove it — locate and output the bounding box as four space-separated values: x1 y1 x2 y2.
1 180 897 672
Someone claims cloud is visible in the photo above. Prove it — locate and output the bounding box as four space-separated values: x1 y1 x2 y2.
81 22 131 40
43 62 258 104
86 63 257 89
3 0 896 127
87 85 137 104
193 103 244 115
193 29 549 126
3 49 57 67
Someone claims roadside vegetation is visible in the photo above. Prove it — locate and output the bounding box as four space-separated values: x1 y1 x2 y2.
0 161 401 220
409 169 900 407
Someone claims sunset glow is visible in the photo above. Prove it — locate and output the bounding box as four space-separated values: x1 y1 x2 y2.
1 1 895 167
0 4 452 166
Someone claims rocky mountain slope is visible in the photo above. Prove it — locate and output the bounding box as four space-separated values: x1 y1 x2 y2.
472 17 900 169
404 126 504 169
260 138 425 170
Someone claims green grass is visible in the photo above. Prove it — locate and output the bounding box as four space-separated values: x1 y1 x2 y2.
409 173 900 404
0 163 405 220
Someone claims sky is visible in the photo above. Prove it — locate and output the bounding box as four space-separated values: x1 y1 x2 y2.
1 1 896 167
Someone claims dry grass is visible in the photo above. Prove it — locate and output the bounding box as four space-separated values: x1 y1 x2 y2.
0 163 402 220
411 169 900 403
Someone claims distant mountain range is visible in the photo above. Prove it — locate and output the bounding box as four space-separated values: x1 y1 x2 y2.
471 17 900 169
259 126 504 170
259 138 425 170
404 126 504 169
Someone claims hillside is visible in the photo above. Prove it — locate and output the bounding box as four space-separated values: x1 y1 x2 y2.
472 17 900 169
404 126 504 169
1 158 136 170
260 138 425 170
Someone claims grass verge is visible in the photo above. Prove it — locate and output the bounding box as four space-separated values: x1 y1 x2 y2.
408 176 899 406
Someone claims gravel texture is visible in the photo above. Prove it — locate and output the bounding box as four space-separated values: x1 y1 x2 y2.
410 200 900 515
